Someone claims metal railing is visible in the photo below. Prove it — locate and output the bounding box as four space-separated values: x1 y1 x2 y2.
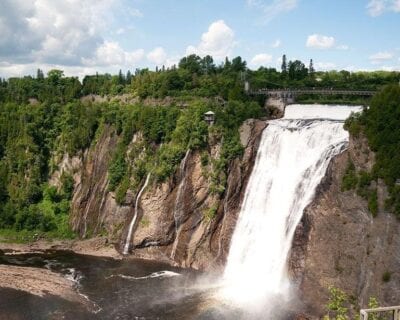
250 88 376 96
360 306 400 320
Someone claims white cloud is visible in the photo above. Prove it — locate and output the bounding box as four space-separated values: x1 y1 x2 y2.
306 34 336 49
0 0 149 77
83 41 144 67
367 0 400 16
380 65 400 71
250 53 273 68
247 0 298 23
147 47 167 65
186 20 235 60
271 39 281 48
394 0 400 11
315 62 336 70
367 0 386 16
369 51 394 64
0 0 117 64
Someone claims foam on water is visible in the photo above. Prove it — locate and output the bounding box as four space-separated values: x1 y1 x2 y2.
106 270 181 280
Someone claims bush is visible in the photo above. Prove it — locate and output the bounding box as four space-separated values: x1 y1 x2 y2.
341 160 358 191
368 190 378 217
204 205 218 222
108 146 127 191
115 176 130 205
382 271 391 282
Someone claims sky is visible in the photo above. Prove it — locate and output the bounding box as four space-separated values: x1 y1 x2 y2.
0 0 399 78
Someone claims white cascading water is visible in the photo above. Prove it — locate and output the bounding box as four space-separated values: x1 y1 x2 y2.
221 104 362 309
123 173 151 255
170 149 190 260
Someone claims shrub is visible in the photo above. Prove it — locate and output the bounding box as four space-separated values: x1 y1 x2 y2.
341 160 358 191
368 190 378 217
382 271 391 282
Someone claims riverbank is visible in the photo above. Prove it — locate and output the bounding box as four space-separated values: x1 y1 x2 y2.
0 264 84 301
0 237 121 259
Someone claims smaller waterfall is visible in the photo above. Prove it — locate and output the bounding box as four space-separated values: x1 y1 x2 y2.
170 149 190 260
123 173 151 255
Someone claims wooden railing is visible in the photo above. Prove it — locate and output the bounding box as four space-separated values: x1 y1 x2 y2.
360 306 400 320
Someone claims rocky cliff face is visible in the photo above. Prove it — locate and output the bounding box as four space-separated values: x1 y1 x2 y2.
54 119 266 271
290 134 400 318
52 112 400 316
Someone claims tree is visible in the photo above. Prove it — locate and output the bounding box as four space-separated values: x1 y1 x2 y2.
231 56 247 72
309 59 315 77
118 69 125 85
47 69 64 83
281 54 287 76
126 70 132 84
178 54 202 74
288 60 308 81
200 55 215 74
36 69 44 80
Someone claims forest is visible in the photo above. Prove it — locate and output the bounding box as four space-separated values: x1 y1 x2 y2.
0 53 399 239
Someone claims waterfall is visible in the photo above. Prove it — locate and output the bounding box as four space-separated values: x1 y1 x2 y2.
170 149 191 260
123 173 151 255
221 104 362 308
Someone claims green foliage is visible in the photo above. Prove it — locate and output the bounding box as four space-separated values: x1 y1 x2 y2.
153 144 186 182
324 286 349 320
344 112 363 137
204 205 218 222
323 288 384 320
345 85 400 216
341 162 378 217
1 54 396 240
382 271 391 283
366 297 390 320
368 190 378 217
115 176 130 205
341 160 358 191
108 145 128 191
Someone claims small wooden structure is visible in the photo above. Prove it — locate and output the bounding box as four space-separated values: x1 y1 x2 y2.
204 111 215 126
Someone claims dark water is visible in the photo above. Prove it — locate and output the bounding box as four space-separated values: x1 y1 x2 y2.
0 250 240 320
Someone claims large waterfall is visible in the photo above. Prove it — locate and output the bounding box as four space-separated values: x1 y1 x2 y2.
221 104 362 310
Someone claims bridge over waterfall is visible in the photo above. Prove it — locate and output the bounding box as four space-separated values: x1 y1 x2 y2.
250 88 376 98
248 87 376 112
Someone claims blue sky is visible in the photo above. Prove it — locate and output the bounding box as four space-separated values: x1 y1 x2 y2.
0 0 399 78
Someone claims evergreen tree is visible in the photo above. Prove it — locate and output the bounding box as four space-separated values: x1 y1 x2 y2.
126 70 132 84
36 69 44 80
281 54 287 75
118 69 125 85
309 59 315 77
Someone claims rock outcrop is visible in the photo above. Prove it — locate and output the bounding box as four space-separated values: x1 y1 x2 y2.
62 119 266 271
290 134 400 318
